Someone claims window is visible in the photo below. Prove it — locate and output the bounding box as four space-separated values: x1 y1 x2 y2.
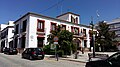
71 16 78 24
76 17 78 24
74 27 79 35
15 24 19 34
71 26 74 32
71 16 74 23
83 29 86 36
22 20 27 32
71 26 79 35
37 20 45 32
61 25 66 30
51 22 57 31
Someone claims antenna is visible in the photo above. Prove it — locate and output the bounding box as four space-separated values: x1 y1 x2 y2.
96 10 100 22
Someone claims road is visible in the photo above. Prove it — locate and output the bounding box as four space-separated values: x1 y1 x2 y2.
0 53 85 67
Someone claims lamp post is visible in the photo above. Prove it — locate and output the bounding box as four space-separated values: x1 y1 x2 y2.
90 16 95 57
53 36 59 61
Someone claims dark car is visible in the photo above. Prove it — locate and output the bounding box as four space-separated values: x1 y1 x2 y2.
86 52 120 67
4 48 18 55
1 47 7 53
22 48 44 60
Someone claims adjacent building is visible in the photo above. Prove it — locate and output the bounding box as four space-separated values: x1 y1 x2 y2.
107 18 120 50
0 21 14 51
107 18 120 41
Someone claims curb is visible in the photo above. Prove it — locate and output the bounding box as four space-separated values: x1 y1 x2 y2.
60 58 87 63
45 55 88 63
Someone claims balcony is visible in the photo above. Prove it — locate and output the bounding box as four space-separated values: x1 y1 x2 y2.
73 33 86 39
37 29 45 35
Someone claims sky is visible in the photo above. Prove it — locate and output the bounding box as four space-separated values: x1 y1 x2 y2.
0 0 120 25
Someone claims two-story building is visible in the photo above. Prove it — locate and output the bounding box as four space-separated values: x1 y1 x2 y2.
13 12 91 53
0 21 14 51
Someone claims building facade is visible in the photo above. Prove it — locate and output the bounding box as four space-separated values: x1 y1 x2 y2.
0 21 14 50
13 12 92 53
107 18 120 50
107 18 120 41
0 12 93 53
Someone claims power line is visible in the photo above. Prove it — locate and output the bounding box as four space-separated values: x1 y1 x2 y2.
40 0 65 13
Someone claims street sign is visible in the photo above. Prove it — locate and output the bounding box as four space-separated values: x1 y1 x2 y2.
53 36 58 42
51 44 56 49
54 42 58 44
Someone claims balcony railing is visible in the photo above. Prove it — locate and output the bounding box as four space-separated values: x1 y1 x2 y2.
73 33 87 38
37 29 45 35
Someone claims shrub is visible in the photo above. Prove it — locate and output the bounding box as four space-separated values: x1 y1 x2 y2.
71 43 77 53
43 45 51 55
43 44 65 57
57 50 64 57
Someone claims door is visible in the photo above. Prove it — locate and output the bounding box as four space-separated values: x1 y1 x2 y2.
37 37 44 47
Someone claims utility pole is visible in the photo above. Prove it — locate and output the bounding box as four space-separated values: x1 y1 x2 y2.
90 16 95 57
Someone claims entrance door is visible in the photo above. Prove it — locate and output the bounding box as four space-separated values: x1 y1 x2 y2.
37 37 44 48
21 36 26 48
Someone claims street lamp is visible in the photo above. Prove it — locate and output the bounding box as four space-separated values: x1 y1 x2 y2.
90 16 95 57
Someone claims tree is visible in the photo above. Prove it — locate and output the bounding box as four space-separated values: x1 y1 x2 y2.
47 25 76 55
95 21 118 52
58 30 74 55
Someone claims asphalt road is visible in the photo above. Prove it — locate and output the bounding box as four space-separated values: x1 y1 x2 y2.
0 53 85 67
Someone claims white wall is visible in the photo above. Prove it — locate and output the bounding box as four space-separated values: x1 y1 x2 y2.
69 14 80 24
14 13 90 49
29 15 90 48
57 13 80 24
57 14 69 22
7 28 14 47
27 16 38 48
0 24 8 31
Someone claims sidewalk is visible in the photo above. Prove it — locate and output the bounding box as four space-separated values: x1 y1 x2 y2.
45 52 89 63
45 52 116 63
60 52 88 63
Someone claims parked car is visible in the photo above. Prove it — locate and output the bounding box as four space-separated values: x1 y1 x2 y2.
4 48 18 55
1 47 7 53
86 52 120 67
22 48 44 60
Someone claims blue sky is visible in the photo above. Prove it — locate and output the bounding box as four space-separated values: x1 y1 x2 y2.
0 0 120 25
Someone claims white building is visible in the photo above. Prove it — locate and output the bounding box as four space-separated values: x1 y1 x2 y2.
107 18 120 50
0 21 14 50
13 12 91 53
107 18 120 41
